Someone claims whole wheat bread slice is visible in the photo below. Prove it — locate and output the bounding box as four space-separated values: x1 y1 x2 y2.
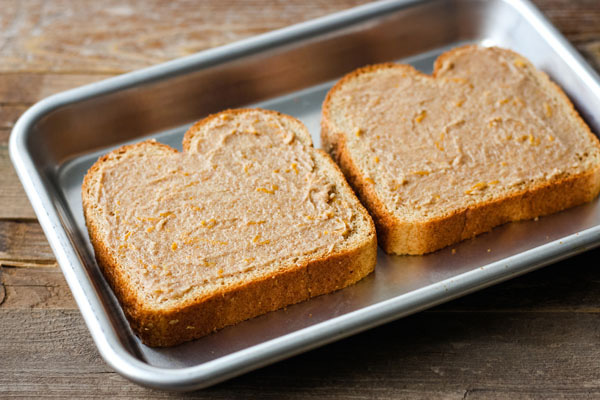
82 108 376 347
322 45 600 255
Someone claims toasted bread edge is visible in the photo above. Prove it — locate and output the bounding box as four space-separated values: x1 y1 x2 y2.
321 46 600 255
82 109 376 347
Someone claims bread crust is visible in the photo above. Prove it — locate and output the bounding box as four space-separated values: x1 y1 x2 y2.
183 108 314 150
82 109 376 347
322 46 600 255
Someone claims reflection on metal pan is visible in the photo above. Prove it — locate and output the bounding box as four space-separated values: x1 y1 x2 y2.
9 0 600 391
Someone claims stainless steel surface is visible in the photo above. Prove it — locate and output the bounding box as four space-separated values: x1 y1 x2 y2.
9 0 600 391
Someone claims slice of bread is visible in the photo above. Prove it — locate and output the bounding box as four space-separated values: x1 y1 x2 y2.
82 109 376 347
322 45 600 255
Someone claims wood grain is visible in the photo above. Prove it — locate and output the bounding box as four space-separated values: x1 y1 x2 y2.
0 0 595 74
0 220 55 261
0 104 27 129
532 0 600 69
0 0 368 74
0 306 598 398
533 0 600 41
0 264 72 309
1 0 600 398
0 73 114 219
0 146 37 219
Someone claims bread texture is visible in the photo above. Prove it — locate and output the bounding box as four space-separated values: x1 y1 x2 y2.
322 45 600 255
82 108 376 347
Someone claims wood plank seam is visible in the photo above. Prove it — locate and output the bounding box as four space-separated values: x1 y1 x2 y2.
0 266 5 306
0 260 57 268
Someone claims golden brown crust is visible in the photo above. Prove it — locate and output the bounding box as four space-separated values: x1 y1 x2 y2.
321 46 600 255
82 140 178 326
182 108 314 151
82 109 376 347
130 237 376 347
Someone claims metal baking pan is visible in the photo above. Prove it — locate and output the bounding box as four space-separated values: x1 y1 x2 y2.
10 0 600 391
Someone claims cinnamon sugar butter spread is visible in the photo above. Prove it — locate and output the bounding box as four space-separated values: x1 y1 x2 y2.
331 47 600 220
91 115 362 305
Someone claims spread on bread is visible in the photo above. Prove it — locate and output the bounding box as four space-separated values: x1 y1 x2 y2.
83 109 376 346
322 45 600 255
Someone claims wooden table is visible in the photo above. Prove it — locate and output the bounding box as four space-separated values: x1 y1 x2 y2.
1 1 599 398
